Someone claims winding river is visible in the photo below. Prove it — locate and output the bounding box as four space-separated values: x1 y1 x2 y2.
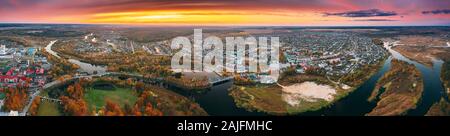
45 40 107 75
384 41 447 115
192 41 447 116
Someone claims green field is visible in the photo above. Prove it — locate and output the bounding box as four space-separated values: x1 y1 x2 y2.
84 87 138 112
37 92 62 116
37 101 62 116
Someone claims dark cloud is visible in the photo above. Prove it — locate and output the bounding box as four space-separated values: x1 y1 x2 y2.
422 9 450 15
353 19 398 21
324 9 397 17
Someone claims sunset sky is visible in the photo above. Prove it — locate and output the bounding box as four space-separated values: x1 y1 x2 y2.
0 0 449 26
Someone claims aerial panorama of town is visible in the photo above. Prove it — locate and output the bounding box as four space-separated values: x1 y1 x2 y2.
0 0 449 117
0 25 449 116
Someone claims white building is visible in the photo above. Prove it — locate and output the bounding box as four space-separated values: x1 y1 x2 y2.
0 45 6 55
0 45 13 59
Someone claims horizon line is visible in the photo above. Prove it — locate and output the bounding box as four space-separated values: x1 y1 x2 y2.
1 22 449 27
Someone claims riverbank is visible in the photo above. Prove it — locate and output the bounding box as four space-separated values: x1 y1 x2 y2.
425 98 450 116
442 60 450 98
42 41 80 80
392 46 435 67
367 59 424 116
389 36 450 67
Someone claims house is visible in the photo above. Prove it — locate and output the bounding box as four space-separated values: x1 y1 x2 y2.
259 75 277 84
1 76 18 83
0 45 7 55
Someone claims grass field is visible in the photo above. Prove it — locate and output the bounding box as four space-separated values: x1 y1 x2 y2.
84 87 138 112
230 84 333 115
37 101 62 116
37 92 62 116
230 85 288 115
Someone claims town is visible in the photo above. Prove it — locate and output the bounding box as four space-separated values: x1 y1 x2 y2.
0 43 51 116
280 32 387 77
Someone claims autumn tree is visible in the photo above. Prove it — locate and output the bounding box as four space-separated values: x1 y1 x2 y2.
66 82 84 99
3 87 28 111
60 96 88 116
28 96 41 116
134 82 145 94
123 102 133 115
132 91 163 116
103 100 124 116
59 81 88 116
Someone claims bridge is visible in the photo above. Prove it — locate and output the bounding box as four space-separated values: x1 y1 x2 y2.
210 76 233 85
38 96 62 103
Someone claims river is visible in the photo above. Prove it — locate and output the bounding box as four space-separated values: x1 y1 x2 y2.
384 41 447 115
44 40 107 75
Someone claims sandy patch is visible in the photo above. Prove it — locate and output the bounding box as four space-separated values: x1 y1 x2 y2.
281 82 336 106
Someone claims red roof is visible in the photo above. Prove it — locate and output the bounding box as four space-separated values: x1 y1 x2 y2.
6 69 13 76
27 68 34 74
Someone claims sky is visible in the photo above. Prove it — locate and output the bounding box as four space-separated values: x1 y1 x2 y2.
0 0 449 26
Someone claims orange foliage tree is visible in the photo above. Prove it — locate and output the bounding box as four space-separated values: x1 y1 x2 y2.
28 96 41 116
59 82 88 116
103 100 124 116
3 87 28 111
132 91 163 116
60 96 88 116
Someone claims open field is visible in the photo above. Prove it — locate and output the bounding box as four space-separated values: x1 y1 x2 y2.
84 87 138 112
230 85 287 115
282 82 336 104
36 92 62 116
37 101 62 116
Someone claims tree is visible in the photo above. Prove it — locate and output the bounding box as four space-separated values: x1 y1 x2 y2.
28 96 41 116
103 100 124 116
123 102 133 115
144 103 163 116
59 81 89 116
132 91 163 116
3 87 28 111
60 96 88 116
134 82 145 94
66 82 84 99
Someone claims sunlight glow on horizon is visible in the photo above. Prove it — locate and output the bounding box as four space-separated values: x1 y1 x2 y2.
48 10 366 26
1 0 449 26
